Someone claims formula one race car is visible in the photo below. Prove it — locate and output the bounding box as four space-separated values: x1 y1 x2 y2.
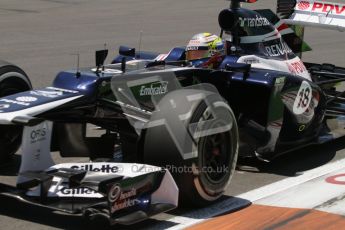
0 0 345 225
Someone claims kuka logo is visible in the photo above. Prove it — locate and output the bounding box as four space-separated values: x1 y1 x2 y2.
297 1 310 11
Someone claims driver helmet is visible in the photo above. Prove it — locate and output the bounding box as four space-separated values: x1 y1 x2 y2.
186 32 225 61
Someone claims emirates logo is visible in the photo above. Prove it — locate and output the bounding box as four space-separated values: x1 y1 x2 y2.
297 1 310 10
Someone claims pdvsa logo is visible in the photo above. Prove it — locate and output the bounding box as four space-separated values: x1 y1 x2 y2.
311 2 345 14
297 1 310 11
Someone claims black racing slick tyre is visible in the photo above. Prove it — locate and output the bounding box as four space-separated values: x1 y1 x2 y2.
0 62 32 163
143 89 238 207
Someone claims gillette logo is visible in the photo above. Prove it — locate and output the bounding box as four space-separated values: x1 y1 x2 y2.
70 164 118 173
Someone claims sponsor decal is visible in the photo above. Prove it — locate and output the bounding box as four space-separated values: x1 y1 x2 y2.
299 124 306 132
293 81 312 115
0 98 30 106
112 199 139 212
239 15 270 27
0 104 10 112
326 173 345 185
16 96 37 102
155 54 169 61
242 58 260 64
186 46 200 51
308 1 345 15
297 1 310 10
264 42 293 57
108 184 121 202
288 60 308 75
30 128 47 143
60 187 97 195
70 164 118 173
30 90 63 98
139 81 168 96
204 34 219 42
118 188 137 200
187 40 202 46
275 77 286 86
0 104 10 109
46 87 78 94
108 185 138 212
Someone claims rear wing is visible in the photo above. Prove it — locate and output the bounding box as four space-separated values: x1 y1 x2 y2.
277 0 345 32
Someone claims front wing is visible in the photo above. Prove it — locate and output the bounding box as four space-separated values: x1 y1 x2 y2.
0 120 178 225
1 162 178 225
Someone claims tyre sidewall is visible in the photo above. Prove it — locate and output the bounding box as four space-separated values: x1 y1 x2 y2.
143 89 238 206
0 63 31 161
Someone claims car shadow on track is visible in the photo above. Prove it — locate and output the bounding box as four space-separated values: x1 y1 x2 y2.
237 136 345 177
0 138 344 229
0 194 186 230
0 194 159 230
0 195 97 230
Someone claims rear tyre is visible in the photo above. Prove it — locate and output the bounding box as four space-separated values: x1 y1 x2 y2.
143 89 238 207
0 62 32 163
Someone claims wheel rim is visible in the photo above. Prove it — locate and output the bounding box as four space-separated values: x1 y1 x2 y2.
202 130 232 183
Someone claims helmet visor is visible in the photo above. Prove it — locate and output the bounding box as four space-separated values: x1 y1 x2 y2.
186 50 209 61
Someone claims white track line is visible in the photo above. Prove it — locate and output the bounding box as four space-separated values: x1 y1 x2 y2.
163 157 345 230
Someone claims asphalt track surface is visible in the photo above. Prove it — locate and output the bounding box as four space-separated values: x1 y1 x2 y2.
0 0 344 229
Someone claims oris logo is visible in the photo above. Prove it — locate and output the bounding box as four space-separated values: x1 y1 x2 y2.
16 96 37 102
30 128 47 143
297 1 310 10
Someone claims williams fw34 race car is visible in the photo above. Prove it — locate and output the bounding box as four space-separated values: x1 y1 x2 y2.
0 0 345 226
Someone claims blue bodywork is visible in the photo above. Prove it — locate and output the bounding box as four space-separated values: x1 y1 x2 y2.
52 69 112 98
46 44 327 160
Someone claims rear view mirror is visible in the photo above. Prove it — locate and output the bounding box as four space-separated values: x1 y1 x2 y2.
95 49 108 68
225 63 251 79
218 9 237 31
119 46 136 57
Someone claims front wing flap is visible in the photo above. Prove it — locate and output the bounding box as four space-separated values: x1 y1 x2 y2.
3 162 178 225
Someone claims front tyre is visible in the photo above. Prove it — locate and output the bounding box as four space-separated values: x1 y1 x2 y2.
0 62 32 162
143 90 238 207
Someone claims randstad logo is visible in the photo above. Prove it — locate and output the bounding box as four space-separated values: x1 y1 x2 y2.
239 15 270 28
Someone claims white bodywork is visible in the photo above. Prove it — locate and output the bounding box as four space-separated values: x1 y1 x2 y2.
0 87 83 125
237 55 311 80
18 121 178 207
285 0 345 31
